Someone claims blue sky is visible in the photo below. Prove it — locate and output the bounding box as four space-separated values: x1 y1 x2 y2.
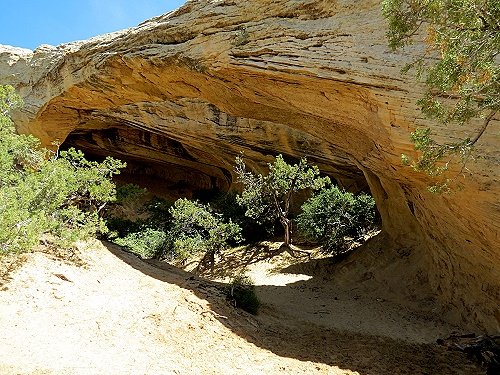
0 1 186 50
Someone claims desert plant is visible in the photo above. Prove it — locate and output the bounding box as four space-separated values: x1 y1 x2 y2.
383 0 500 192
235 154 330 249
166 198 243 265
210 190 274 243
225 274 260 315
0 85 125 254
296 186 376 255
113 227 170 259
105 194 174 259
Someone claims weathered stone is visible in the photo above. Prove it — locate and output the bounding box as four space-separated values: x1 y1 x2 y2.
1 0 499 332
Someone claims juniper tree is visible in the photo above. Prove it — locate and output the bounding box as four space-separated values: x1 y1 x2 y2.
0 85 125 254
296 186 376 255
235 154 329 249
382 0 500 192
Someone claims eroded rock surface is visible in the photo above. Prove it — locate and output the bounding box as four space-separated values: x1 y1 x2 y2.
1 0 499 333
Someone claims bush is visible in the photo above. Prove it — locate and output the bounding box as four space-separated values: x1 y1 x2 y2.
166 198 243 264
296 186 376 255
210 190 274 243
141 196 173 227
225 274 260 314
105 195 173 259
0 86 125 255
115 183 148 204
113 227 170 259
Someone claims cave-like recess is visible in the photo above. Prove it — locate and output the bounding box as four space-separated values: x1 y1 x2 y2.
61 116 372 202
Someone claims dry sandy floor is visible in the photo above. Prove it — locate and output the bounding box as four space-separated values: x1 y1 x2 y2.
0 240 484 374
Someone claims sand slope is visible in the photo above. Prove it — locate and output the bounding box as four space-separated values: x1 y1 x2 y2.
0 241 484 374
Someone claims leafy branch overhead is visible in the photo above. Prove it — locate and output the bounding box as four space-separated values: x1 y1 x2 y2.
382 0 500 192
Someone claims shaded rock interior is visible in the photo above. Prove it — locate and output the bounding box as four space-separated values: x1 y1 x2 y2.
61 101 370 200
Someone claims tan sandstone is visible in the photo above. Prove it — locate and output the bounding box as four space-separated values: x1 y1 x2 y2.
0 0 499 333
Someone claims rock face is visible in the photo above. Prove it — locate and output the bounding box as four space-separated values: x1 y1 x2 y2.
1 0 499 332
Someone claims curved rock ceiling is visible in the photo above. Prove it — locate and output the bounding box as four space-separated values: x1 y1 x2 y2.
1 0 499 333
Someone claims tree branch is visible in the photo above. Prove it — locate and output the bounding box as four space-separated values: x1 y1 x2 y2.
469 109 496 146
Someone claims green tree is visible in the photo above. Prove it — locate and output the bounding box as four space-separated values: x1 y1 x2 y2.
382 0 500 192
235 154 330 249
165 198 242 266
210 190 273 243
0 85 125 254
296 186 376 255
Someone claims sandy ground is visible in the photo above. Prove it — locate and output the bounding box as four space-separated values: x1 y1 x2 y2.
0 241 484 375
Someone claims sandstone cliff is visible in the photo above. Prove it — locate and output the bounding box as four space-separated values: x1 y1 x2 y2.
1 0 499 333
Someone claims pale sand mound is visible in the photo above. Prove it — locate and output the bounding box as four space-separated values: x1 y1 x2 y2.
0 241 483 375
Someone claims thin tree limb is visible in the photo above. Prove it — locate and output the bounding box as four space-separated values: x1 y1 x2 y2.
469 109 497 145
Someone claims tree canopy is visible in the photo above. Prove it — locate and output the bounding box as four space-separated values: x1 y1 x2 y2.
296 186 376 255
235 154 329 249
0 85 124 254
382 0 500 192
167 198 242 265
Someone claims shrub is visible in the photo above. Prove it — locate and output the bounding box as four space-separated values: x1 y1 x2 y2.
0 85 125 255
166 198 243 265
296 186 376 255
210 190 274 243
225 274 260 314
105 195 173 259
115 183 148 204
142 196 173 226
113 227 170 259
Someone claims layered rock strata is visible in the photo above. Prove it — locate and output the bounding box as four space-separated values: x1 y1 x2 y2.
1 0 499 332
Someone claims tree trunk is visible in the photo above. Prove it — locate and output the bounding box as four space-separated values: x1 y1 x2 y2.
282 218 292 247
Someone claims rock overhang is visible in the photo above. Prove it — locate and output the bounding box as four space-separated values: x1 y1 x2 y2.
1 0 499 333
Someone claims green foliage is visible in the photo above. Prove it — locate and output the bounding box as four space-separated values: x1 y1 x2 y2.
115 183 148 203
296 186 376 255
105 216 143 240
0 85 22 116
382 0 500 190
108 190 270 262
105 194 172 258
166 198 243 263
402 127 475 193
141 196 173 227
210 190 274 243
235 154 330 246
110 196 244 262
225 274 260 315
0 85 125 255
114 227 170 259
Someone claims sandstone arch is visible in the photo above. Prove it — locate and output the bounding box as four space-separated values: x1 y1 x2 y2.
1 0 499 332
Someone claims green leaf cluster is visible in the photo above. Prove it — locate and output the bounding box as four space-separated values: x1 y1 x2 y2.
383 0 500 119
382 0 500 189
0 85 124 255
402 127 474 192
235 154 330 246
210 190 273 242
225 274 260 315
296 186 376 255
167 198 243 263
107 191 267 261
114 227 170 259
235 155 329 222
106 194 172 259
